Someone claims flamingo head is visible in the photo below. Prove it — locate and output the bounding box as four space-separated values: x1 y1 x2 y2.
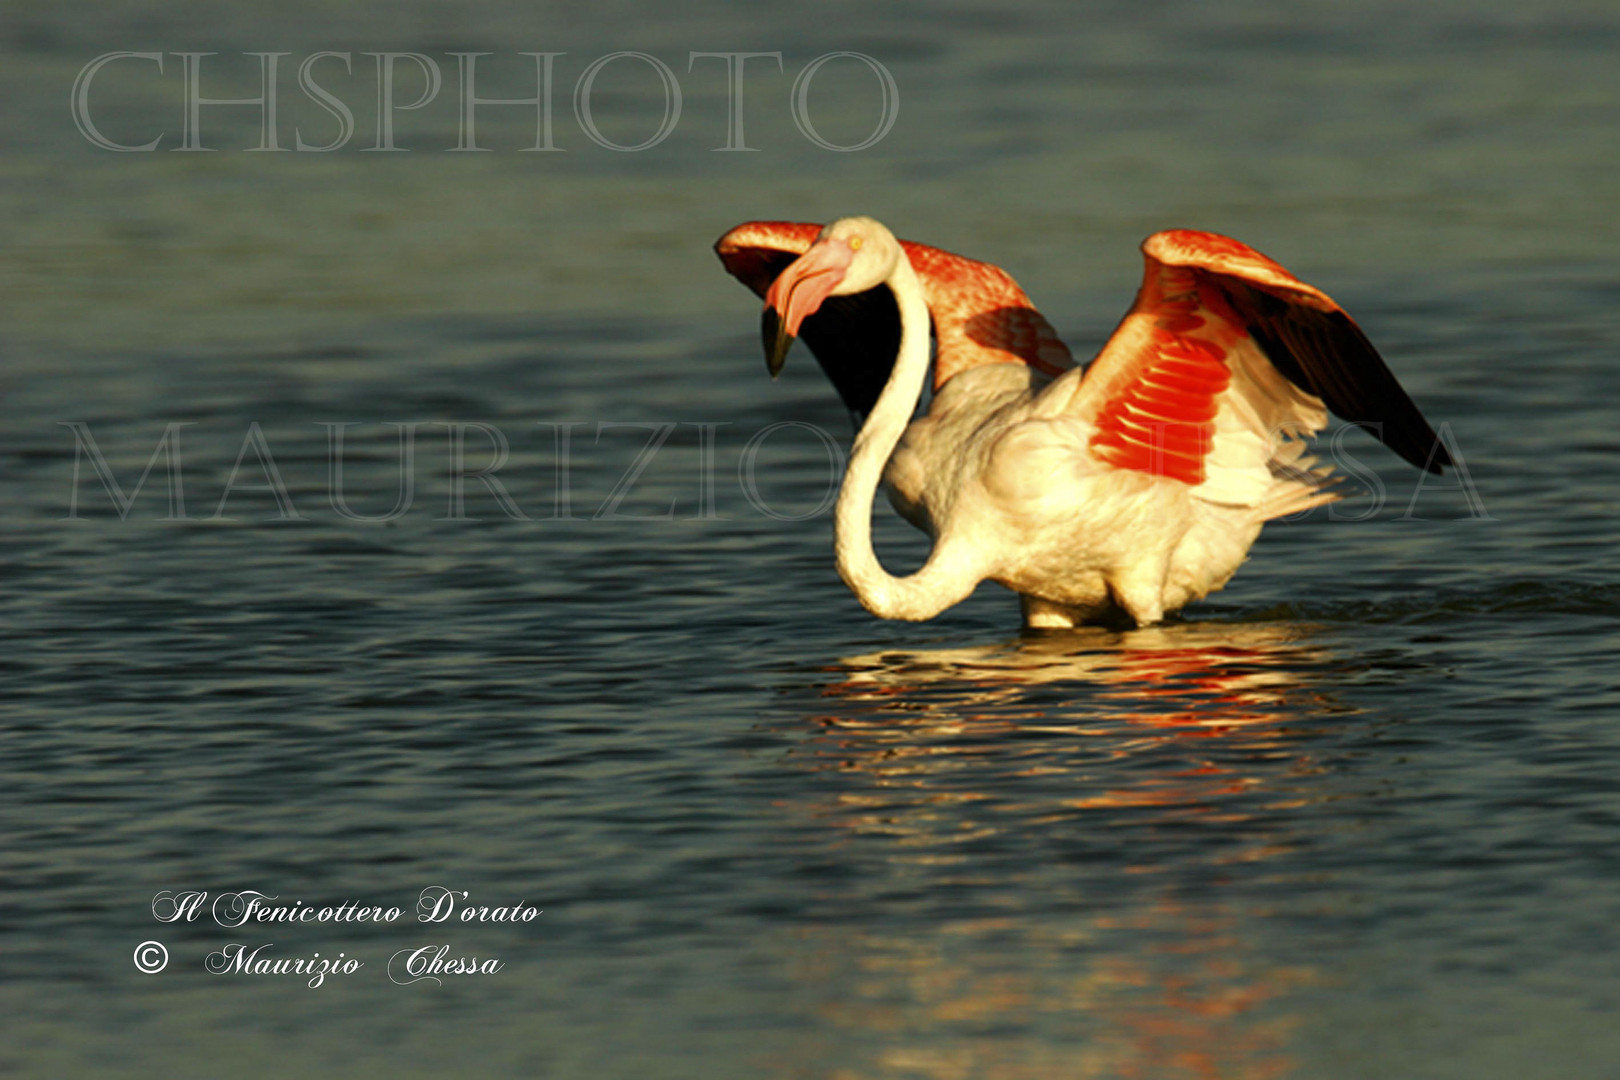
762 216 903 377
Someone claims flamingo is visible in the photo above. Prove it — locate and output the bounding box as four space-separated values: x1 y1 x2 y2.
714 217 1451 628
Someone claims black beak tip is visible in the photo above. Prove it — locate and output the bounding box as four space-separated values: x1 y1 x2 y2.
761 308 793 379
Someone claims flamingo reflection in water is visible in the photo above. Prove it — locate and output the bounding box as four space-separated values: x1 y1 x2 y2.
767 622 1341 1080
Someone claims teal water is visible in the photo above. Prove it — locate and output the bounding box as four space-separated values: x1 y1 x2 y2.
3 3 1620 1078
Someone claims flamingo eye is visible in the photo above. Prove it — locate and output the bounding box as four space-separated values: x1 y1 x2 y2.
849 236 863 251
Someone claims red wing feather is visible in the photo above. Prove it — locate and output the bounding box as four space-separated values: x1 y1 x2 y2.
1081 229 1450 486
1089 334 1231 486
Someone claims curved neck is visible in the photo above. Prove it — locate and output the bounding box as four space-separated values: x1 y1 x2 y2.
833 254 980 621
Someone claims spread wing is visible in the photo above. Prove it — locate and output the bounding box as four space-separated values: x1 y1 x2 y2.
1062 229 1450 513
714 221 1075 403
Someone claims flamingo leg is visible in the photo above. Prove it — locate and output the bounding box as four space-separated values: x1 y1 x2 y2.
1106 554 1172 627
1020 595 1080 629
1020 594 1115 629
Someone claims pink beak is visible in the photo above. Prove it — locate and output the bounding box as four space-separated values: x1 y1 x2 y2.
762 237 856 376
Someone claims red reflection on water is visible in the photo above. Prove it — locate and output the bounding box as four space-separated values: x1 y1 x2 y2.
765 622 1335 1080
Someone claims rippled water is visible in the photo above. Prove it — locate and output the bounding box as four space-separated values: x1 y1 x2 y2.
3 2 1619 1078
